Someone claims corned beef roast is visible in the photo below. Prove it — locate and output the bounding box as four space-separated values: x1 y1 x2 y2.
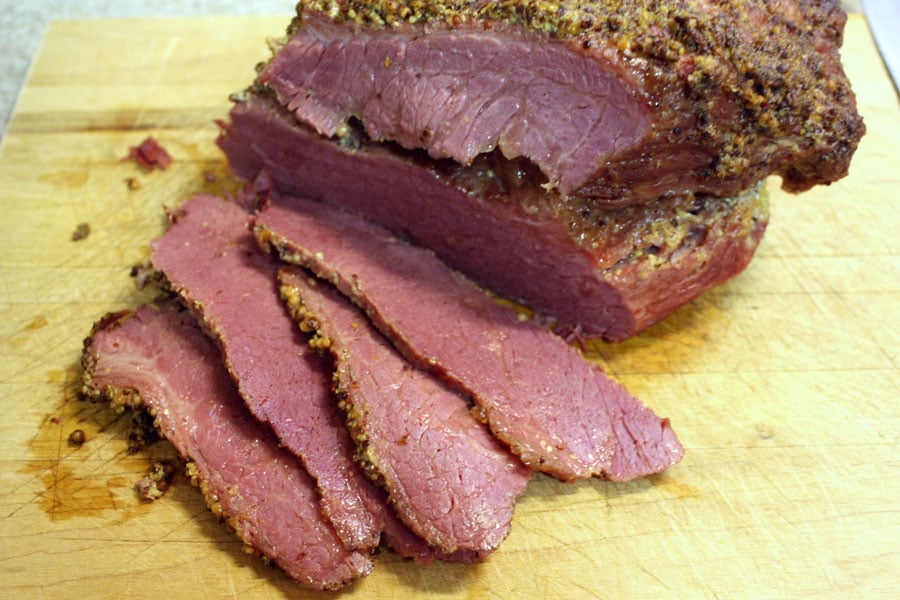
255 193 683 482
76 0 866 591
81 302 373 590
221 94 767 340
217 0 863 339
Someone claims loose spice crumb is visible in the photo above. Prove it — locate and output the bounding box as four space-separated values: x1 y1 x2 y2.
71 223 91 241
124 177 142 190
135 460 178 501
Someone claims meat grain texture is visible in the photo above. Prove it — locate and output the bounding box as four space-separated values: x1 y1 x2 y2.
264 0 862 203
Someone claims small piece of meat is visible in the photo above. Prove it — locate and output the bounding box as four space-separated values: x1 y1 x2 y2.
81 302 372 590
279 268 531 556
255 195 683 482
259 0 863 203
149 194 433 559
218 92 768 340
126 136 172 170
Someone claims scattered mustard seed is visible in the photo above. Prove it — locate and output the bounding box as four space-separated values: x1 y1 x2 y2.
68 429 86 447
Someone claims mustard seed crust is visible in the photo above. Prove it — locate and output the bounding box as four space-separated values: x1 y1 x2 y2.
288 0 863 195
278 275 386 489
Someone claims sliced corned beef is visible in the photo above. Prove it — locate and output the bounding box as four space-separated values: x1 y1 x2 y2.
218 92 768 341
81 302 372 590
150 193 386 552
147 194 474 564
278 268 532 556
259 1 863 204
255 194 683 482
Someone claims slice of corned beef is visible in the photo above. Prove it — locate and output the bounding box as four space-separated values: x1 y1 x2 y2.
150 193 385 552
278 268 532 556
81 302 372 590
150 194 462 564
254 195 683 482
259 1 863 204
218 92 768 341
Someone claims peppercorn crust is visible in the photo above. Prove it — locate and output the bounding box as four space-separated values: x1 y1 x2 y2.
287 0 863 194
278 274 386 489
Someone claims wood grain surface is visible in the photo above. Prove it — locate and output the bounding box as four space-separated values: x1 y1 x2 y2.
0 14 897 599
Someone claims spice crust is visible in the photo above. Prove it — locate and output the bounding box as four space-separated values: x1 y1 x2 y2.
289 0 863 190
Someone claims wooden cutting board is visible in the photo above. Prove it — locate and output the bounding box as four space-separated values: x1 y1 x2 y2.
1 14 897 599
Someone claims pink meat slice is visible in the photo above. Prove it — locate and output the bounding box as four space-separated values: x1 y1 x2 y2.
278 268 531 556
261 10 650 198
82 302 372 590
149 193 443 561
255 195 684 482
259 2 864 204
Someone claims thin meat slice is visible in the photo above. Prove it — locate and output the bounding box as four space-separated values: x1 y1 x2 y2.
81 302 372 590
262 9 649 200
278 268 531 556
255 196 683 482
259 1 863 203
150 193 447 562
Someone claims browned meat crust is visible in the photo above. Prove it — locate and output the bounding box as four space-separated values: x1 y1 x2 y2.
282 0 863 203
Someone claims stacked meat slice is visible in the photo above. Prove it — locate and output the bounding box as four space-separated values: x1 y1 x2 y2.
256 194 682 482
279 267 530 556
148 195 467 561
83 191 683 589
